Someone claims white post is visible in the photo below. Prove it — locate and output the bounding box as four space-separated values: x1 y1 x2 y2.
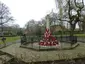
46 15 50 30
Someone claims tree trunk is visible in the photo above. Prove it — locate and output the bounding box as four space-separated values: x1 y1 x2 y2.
70 23 76 47
70 23 75 36
82 21 85 33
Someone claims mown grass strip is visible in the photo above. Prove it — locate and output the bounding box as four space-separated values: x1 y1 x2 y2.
0 36 20 44
55 34 85 37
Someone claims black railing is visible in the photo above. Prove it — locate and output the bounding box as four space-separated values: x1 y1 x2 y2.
20 35 85 45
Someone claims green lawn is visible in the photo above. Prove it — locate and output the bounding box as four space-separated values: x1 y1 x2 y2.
56 34 85 37
74 34 85 37
0 36 20 44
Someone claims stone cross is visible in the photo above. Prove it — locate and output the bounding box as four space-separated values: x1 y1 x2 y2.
46 15 50 30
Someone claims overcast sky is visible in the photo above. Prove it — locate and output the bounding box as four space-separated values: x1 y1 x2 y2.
1 0 56 27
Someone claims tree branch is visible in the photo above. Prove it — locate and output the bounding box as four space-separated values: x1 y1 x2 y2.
0 17 14 25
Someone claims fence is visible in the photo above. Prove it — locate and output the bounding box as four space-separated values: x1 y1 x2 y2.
20 35 85 45
55 36 85 43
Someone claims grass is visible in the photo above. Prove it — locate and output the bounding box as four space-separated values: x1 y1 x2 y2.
0 36 20 44
55 34 85 37
74 34 85 37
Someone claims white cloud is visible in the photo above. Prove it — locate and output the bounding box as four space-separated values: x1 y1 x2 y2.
1 0 56 27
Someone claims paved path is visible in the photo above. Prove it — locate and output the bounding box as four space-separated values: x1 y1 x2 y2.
0 42 85 63
0 40 20 64
0 54 12 64
0 43 42 62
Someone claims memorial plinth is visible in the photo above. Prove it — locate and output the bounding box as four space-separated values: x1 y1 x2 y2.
39 29 59 46
39 15 60 47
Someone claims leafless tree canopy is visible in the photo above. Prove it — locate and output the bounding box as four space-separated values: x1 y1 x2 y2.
0 2 14 25
55 0 85 35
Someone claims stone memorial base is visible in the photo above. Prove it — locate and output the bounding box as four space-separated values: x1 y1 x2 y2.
20 42 80 51
20 42 61 51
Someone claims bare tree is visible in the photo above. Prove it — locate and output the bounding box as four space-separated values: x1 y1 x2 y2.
67 0 84 36
0 2 14 35
25 19 37 36
55 0 84 46
0 2 14 47
10 24 20 35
